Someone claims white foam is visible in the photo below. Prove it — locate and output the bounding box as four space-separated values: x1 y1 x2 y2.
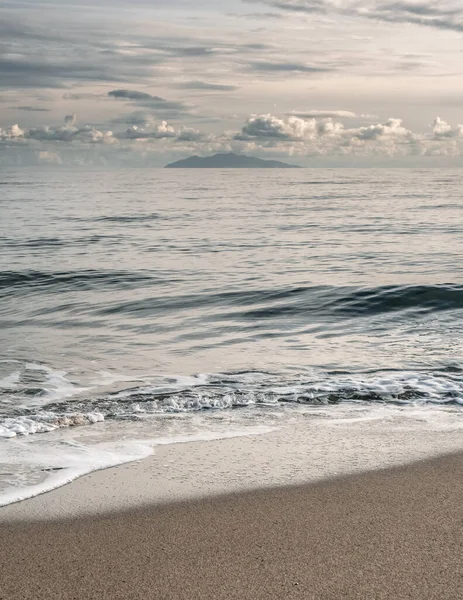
109 370 463 408
0 438 155 507
0 412 105 437
23 364 89 406
0 425 274 507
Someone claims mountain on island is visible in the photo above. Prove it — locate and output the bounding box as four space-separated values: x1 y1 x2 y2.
165 152 300 169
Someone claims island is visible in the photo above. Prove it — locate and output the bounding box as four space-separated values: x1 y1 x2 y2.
165 152 300 169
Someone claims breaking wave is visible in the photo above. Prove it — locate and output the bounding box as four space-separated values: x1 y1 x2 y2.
2 366 462 438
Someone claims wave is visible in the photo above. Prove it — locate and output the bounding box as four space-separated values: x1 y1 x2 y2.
92 213 164 223
0 269 163 293
2 368 462 438
95 283 463 320
2 275 462 324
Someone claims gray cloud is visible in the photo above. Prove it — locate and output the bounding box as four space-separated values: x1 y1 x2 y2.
0 52 160 89
108 89 193 118
0 57 107 89
175 81 240 91
111 111 157 126
248 0 463 32
0 11 165 90
10 105 51 112
64 114 77 127
62 93 103 100
229 11 286 19
250 61 334 73
108 89 161 101
170 46 218 57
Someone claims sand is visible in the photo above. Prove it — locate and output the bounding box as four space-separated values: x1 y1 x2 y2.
3 406 463 522
1 453 463 600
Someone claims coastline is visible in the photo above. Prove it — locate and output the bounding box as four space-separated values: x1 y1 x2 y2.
2 452 462 599
3 407 463 522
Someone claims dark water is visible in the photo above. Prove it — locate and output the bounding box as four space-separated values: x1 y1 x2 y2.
1 168 463 503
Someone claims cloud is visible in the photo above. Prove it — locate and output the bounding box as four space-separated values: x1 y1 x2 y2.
0 55 138 89
432 116 463 139
288 110 358 119
351 118 414 141
108 89 192 118
248 0 463 33
28 124 115 144
0 124 25 140
235 113 342 140
0 13 166 90
0 115 115 144
2 112 463 166
117 121 177 140
115 122 207 142
108 89 158 101
233 112 427 159
61 93 103 100
38 150 62 164
169 46 218 57
175 81 240 91
138 38 274 58
176 128 206 142
250 61 334 73
64 114 77 127
230 11 286 19
10 105 51 112
111 111 158 126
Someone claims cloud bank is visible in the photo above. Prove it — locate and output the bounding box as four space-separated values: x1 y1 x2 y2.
2 112 463 166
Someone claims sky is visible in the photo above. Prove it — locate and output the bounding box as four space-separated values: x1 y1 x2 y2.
1 0 463 167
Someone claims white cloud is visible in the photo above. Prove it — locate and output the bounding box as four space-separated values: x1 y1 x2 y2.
432 116 463 139
234 112 435 159
2 112 463 166
154 120 176 138
117 121 177 140
0 124 25 140
352 118 413 141
236 114 319 140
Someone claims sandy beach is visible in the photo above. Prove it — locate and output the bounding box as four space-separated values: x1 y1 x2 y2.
2 452 462 600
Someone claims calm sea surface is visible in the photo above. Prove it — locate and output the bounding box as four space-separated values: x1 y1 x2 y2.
1 168 463 504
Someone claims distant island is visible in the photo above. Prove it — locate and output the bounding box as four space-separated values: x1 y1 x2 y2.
165 152 300 169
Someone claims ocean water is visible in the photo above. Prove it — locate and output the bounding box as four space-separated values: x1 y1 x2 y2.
1 167 463 505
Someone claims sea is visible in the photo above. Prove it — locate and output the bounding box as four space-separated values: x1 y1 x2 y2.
1 167 463 506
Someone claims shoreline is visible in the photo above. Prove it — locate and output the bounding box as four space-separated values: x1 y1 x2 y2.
2 452 463 599
3 409 463 522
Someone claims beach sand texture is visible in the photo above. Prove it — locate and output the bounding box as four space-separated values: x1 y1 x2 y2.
1 453 462 600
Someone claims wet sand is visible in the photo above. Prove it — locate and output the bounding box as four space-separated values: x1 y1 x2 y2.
1 453 463 600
